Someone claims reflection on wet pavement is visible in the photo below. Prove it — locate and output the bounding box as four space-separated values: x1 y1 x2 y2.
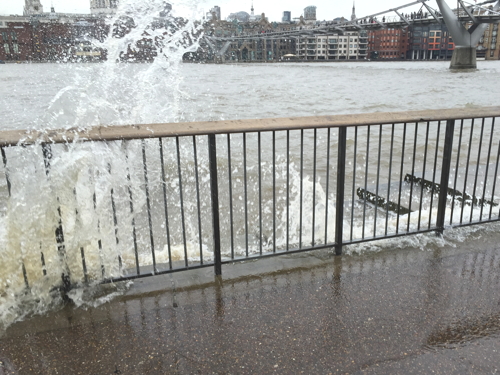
426 313 500 349
1 230 500 374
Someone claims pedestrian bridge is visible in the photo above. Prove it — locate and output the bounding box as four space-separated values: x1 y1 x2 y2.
205 0 500 69
207 0 500 41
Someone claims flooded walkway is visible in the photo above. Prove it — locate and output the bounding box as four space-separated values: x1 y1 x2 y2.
1 225 500 374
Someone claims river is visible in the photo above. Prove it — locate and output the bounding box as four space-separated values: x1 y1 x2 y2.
2 60 500 130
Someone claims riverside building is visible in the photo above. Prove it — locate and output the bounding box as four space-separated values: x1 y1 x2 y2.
477 21 500 60
202 3 368 62
0 0 183 63
407 24 455 60
367 24 456 61
0 13 107 62
368 28 409 60
296 31 368 60
200 5 298 62
451 4 498 60
2 1 498 63
90 0 118 15
0 0 107 62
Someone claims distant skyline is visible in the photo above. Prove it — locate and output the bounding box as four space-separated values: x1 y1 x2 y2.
200 1 437 22
0 0 437 21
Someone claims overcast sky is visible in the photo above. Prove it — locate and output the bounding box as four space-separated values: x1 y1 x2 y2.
0 0 439 21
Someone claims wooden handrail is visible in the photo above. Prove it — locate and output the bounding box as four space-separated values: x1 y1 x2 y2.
1 106 500 147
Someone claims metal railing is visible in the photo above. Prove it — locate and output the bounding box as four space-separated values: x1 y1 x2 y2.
1 106 500 291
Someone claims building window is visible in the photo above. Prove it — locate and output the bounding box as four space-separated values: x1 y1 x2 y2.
13 43 19 54
1 32 7 41
4 43 10 54
11 32 17 41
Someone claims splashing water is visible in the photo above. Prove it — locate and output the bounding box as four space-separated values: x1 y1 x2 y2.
37 0 204 131
0 0 206 330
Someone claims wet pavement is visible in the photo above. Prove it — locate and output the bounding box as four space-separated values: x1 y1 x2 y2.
1 228 500 374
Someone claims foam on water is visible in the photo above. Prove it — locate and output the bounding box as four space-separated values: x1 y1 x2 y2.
0 137 498 331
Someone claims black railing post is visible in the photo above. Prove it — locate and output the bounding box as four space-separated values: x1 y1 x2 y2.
335 127 347 256
436 119 455 235
42 143 70 296
208 134 222 275
1 146 29 287
1 147 12 196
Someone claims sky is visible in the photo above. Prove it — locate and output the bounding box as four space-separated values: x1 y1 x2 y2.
0 0 439 21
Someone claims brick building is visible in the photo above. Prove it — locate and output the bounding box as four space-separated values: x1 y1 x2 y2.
368 27 409 60
0 18 33 61
478 21 500 60
0 13 108 62
368 24 455 61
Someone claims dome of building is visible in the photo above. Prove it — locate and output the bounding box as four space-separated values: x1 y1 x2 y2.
227 11 250 22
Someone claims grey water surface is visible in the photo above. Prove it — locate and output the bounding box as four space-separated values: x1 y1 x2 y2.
1 60 500 130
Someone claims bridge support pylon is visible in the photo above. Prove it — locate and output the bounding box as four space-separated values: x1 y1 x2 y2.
436 0 500 70
450 46 477 69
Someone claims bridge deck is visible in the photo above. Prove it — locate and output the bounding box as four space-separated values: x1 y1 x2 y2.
212 13 500 40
